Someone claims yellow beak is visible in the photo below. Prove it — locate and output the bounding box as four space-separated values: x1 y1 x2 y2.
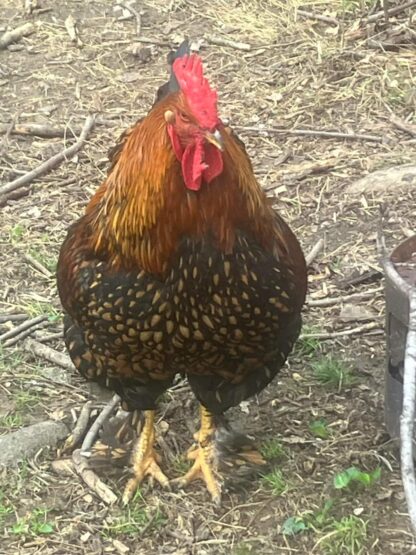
205 129 224 151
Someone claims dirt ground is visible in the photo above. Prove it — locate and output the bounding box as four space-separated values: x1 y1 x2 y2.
1 0 416 554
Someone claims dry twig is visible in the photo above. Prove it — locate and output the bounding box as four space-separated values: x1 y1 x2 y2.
391 115 416 138
300 321 382 339
35 331 64 342
0 314 28 324
0 315 47 343
0 118 116 139
81 394 121 455
0 114 96 199
117 2 142 37
297 9 339 26
23 337 74 371
72 449 118 505
3 326 47 348
307 287 383 307
206 35 252 51
23 252 53 278
0 23 35 50
0 187 31 207
235 125 385 143
367 0 416 22
400 290 416 535
63 401 93 453
305 239 325 267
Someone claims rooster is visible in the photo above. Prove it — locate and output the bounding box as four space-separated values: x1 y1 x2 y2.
57 41 307 505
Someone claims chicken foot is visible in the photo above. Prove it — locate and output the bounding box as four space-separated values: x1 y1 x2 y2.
122 409 169 505
173 405 222 505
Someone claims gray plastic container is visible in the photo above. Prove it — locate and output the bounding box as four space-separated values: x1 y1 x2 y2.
383 235 416 439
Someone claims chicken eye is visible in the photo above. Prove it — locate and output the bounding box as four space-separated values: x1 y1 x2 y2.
179 112 191 123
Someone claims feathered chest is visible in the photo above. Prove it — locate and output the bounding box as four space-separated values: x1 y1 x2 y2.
66 232 299 361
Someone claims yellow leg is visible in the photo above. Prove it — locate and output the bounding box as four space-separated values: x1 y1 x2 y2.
122 410 169 505
174 405 222 505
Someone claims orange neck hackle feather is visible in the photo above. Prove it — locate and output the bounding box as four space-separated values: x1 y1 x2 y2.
84 94 299 278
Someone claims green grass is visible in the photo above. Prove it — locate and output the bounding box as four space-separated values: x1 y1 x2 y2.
262 468 288 496
282 499 335 536
260 438 285 461
0 347 24 375
104 492 165 538
8 223 26 243
171 454 192 475
11 508 54 537
341 0 377 14
28 248 58 273
0 491 13 530
14 391 40 412
0 413 23 430
312 356 355 390
296 325 322 357
232 544 253 555
282 502 367 554
318 515 367 555
22 300 61 322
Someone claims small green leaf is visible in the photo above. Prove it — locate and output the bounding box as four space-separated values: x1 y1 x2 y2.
12 521 28 535
37 522 54 534
281 516 307 536
309 419 330 439
333 466 381 490
334 468 354 489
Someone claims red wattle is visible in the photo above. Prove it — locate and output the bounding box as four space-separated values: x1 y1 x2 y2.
202 143 223 184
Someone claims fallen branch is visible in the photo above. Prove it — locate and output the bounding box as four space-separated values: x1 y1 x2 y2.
0 315 47 343
367 0 416 22
305 239 324 267
72 449 118 505
0 117 116 139
401 290 416 536
338 268 382 289
63 401 93 453
0 186 31 207
234 125 385 143
129 37 171 47
206 35 252 51
0 23 35 50
307 287 383 307
23 337 74 370
0 123 77 139
300 321 382 339
297 9 339 26
263 158 338 190
3 326 47 347
23 252 53 278
0 114 96 198
81 394 121 455
391 115 416 138
34 331 63 342
0 313 29 324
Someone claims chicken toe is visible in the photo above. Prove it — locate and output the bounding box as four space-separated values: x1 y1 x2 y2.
122 410 169 505
174 405 222 505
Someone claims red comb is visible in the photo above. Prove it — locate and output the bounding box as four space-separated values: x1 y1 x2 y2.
172 54 219 130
